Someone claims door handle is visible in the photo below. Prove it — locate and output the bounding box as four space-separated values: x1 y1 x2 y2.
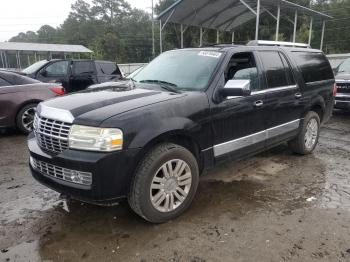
295 93 302 99
254 100 264 107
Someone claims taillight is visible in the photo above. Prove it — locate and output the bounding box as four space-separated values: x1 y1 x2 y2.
333 83 337 97
50 86 65 95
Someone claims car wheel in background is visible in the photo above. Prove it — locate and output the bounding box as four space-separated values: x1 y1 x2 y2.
16 103 37 135
288 111 321 155
128 143 199 223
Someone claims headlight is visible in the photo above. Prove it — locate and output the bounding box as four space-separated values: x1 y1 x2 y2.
69 125 123 152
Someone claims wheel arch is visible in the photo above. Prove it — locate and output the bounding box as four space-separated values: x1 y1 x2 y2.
305 95 326 123
14 99 42 127
131 130 204 179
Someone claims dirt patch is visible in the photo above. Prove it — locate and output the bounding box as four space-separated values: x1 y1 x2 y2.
1 110 350 262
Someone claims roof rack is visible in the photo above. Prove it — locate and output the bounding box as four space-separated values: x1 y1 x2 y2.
247 40 310 48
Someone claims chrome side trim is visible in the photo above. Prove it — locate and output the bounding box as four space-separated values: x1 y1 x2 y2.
336 93 350 98
213 119 300 157
336 79 350 84
251 85 297 95
266 119 300 139
37 103 74 124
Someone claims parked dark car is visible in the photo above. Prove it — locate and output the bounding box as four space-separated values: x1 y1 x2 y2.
28 41 335 223
22 59 123 93
0 70 64 134
334 58 350 110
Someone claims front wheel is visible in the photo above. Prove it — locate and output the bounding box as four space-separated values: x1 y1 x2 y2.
288 111 320 155
16 103 37 134
128 143 199 223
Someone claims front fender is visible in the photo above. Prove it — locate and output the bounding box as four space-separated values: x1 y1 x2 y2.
128 116 201 149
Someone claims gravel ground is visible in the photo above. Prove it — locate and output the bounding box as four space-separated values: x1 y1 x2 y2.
1 110 350 262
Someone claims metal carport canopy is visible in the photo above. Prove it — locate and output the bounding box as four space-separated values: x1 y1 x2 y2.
0 42 93 53
156 0 332 51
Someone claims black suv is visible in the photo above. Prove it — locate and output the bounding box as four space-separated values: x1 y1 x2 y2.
28 41 335 223
334 58 350 110
22 59 123 93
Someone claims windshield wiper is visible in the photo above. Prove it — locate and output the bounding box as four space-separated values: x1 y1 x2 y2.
128 77 137 88
139 79 180 93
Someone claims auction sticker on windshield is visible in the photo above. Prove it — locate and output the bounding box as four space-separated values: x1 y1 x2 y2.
198 51 222 58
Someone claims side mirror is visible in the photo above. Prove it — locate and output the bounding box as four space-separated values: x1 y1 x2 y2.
221 79 251 97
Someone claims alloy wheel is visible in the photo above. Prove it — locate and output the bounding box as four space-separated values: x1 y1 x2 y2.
304 118 318 150
21 107 36 132
150 159 192 213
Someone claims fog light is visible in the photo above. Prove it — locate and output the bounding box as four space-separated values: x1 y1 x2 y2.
70 171 84 184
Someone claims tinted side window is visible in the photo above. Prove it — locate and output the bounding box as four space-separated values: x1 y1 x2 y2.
73 61 94 75
259 51 288 88
0 77 11 87
45 61 69 76
279 53 296 85
96 62 121 75
292 52 334 83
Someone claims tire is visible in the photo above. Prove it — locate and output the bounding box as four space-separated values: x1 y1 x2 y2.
128 143 199 223
288 111 321 155
16 103 37 134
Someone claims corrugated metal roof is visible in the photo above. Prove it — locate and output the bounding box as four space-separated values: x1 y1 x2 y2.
157 0 332 32
0 42 93 53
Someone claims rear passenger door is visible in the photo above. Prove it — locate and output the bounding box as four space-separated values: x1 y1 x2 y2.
257 51 303 145
69 61 97 92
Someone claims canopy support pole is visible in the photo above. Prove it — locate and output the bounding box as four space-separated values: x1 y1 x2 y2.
5 52 8 68
27 55 30 66
200 27 203 47
231 31 235 44
255 0 260 40
159 8 176 53
181 24 184 48
275 3 281 41
16 52 19 69
160 20 163 53
240 0 257 15
0 52 4 68
320 20 325 50
293 10 298 43
308 17 313 46
151 0 155 58
18 51 21 69
34 52 37 62
217 30 220 44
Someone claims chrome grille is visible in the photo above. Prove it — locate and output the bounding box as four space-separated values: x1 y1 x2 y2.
30 157 92 186
33 114 71 154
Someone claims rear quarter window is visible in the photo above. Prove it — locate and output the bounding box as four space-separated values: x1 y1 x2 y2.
292 52 334 83
96 62 121 75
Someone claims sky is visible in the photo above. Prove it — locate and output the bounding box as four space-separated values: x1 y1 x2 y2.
0 0 158 42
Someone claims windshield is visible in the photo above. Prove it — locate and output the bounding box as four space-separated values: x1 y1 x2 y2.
337 58 350 74
133 50 222 91
22 60 48 74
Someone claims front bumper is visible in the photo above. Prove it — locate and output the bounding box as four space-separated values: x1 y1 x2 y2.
28 133 141 205
335 94 350 109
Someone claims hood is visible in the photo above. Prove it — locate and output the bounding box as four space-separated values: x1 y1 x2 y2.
38 86 185 126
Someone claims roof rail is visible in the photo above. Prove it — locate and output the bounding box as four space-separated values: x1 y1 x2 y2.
247 40 310 48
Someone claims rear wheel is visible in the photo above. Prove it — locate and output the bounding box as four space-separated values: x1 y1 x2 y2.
128 143 199 223
16 103 37 134
288 111 320 155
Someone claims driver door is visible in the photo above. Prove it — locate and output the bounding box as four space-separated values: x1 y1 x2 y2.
37 60 70 88
210 51 267 161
